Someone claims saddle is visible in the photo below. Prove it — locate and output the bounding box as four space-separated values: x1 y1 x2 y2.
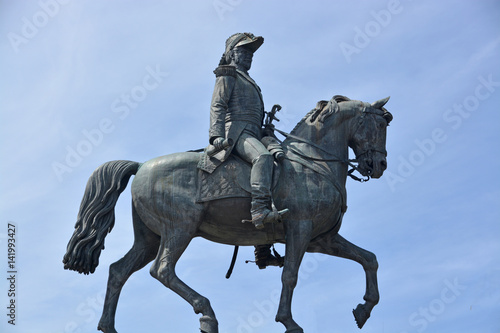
196 154 280 203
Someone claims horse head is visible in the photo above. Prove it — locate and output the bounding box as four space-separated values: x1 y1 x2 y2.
285 95 392 180
304 95 392 179
346 96 392 179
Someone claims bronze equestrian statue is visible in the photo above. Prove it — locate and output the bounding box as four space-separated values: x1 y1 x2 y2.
63 33 393 333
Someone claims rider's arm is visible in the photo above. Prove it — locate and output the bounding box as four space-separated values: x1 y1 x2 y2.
209 66 236 145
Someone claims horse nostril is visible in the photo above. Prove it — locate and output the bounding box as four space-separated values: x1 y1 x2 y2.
381 160 387 170
367 158 374 169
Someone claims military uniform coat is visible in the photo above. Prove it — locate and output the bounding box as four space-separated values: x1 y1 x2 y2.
209 65 265 162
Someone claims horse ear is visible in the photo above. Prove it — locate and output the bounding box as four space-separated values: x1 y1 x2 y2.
329 97 340 113
372 96 390 109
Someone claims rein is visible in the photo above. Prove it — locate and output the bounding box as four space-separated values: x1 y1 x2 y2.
274 128 370 183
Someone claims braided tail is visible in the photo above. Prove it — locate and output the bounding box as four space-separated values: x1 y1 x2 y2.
63 160 140 274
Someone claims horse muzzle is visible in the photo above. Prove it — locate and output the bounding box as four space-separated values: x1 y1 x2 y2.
358 151 387 179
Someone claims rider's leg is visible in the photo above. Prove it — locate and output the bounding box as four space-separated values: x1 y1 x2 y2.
250 153 274 226
261 135 285 161
235 132 287 267
234 133 285 228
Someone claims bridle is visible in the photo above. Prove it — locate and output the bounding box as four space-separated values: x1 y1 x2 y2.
275 110 388 183
274 127 370 183
348 109 390 179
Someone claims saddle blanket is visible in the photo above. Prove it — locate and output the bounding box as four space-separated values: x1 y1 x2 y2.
196 155 279 203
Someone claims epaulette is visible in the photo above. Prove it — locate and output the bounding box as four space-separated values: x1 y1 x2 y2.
213 65 236 78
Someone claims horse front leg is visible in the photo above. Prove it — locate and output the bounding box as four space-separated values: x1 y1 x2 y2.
308 231 379 328
275 220 312 333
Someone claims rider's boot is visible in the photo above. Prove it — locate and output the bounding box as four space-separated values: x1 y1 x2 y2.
254 244 284 269
246 154 288 229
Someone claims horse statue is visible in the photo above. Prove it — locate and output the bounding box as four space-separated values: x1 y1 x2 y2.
63 95 393 333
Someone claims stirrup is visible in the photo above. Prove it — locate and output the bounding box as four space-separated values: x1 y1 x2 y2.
242 208 289 229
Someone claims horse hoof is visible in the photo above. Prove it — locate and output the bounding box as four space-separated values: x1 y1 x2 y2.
285 328 304 333
200 315 219 333
353 303 370 329
97 324 118 333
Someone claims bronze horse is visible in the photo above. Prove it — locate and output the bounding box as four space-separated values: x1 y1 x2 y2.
63 95 392 333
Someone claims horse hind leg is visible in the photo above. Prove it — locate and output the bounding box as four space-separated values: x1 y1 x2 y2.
308 232 379 329
150 224 218 333
98 206 160 333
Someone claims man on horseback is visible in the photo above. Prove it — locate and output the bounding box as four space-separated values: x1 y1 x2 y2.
209 32 288 229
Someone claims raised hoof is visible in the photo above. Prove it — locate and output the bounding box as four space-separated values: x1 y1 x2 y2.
200 315 219 333
353 303 370 329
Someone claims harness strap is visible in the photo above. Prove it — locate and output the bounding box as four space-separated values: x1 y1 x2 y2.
284 152 347 213
274 128 369 183
275 128 343 160
284 153 347 239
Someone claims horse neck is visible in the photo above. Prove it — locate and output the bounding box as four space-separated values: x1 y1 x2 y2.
285 113 351 183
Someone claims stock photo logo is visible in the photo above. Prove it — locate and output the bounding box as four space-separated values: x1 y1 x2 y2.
339 0 404 64
64 289 107 332
213 0 245 21
385 74 499 191
401 278 466 333
7 0 72 53
236 253 327 333
52 65 168 182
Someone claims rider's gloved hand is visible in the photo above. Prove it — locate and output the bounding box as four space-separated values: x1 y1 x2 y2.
213 137 225 150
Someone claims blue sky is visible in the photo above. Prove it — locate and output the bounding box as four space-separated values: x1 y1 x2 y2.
1 1 499 332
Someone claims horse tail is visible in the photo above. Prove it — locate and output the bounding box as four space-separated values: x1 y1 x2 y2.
63 160 140 274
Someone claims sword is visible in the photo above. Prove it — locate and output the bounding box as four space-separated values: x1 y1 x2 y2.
265 104 282 127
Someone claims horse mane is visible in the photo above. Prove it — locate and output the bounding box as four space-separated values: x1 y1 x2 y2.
290 95 351 135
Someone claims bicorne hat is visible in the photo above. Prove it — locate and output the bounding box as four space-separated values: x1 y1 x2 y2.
225 32 264 54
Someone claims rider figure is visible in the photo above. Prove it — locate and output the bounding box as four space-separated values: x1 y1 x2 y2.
209 32 287 229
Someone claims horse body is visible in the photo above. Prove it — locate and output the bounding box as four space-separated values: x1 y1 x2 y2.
132 150 344 246
63 96 392 333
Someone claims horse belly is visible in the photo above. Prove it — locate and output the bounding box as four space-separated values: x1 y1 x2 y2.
197 198 286 246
